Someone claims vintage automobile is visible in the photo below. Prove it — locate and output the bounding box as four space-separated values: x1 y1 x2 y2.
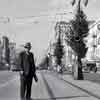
86 63 97 73
82 61 97 73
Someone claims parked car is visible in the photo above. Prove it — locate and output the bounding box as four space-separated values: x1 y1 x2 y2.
82 62 97 73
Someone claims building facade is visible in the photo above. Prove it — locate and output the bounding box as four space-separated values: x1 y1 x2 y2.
49 20 100 70
2 36 10 64
85 20 100 67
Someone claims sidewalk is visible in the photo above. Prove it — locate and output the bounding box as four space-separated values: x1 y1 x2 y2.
61 74 100 99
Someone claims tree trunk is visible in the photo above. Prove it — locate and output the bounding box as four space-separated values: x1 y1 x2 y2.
73 57 84 80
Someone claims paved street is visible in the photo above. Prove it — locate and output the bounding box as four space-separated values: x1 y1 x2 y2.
84 72 100 84
0 71 100 100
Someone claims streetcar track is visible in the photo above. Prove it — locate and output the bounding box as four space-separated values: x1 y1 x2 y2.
32 95 90 100
41 71 91 100
41 72 56 100
46 71 100 99
57 75 100 99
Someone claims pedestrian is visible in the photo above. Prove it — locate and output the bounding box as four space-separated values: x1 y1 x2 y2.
19 42 38 100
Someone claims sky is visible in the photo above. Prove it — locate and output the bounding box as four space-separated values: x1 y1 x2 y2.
0 0 99 64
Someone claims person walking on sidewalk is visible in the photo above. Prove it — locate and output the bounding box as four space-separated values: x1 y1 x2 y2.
19 42 38 100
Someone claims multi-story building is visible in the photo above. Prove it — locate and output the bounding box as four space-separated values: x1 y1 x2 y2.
49 20 100 70
86 20 100 67
9 42 16 64
49 21 75 70
48 42 57 70
2 36 10 64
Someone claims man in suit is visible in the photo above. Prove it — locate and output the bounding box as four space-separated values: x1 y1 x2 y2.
19 42 38 100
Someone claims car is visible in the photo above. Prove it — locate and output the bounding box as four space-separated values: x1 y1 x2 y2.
83 63 97 73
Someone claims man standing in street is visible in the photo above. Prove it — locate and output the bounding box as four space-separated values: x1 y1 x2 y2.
19 42 38 100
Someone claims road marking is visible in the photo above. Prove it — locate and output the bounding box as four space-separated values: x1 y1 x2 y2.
41 72 56 100
0 76 18 89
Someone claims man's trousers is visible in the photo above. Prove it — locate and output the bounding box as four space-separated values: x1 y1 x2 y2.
20 75 33 99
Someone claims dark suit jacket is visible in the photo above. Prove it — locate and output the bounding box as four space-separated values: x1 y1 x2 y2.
19 51 36 78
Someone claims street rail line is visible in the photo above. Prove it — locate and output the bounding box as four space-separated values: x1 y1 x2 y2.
58 75 100 100
41 71 90 100
46 71 100 99
41 72 56 100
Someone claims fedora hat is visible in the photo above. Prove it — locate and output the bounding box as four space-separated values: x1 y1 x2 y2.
24 42 32 48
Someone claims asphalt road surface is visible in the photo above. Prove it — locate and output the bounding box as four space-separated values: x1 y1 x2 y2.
0 70 99 100
84 72 100 84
